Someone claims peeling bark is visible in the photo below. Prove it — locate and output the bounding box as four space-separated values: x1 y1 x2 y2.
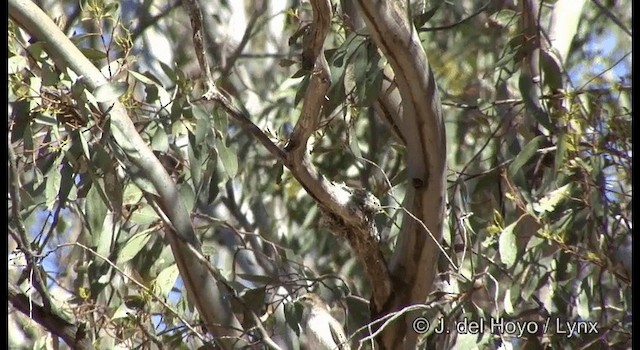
353 0 447 348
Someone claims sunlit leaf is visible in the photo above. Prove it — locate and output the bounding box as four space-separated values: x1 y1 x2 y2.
154 264 179 298
489 9 518 28
179 183 195 213
188 138 202 190
452 333 487 350
118 229 153 264
151 125 169 152
216 138 237 179
499 222 518 267
111 303 134 320
284 302 303 336
127 70 161 86
78 47 107 60
122 184 143 205
413 0 443 28
94 81 128 102
129 205 160 225
533 184 572 214
45 161 62 208
8 55 27 74
508 135 545 177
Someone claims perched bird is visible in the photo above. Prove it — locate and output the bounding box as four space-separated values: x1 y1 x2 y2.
298 293 351 350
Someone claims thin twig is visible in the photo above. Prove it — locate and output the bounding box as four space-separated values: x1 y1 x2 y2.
8 141 53 310
146 195 282 350
418 2 491 32
590 0 632 37
130 1 182 40
219 3 266 78
66 242 209 343
181 0 217 92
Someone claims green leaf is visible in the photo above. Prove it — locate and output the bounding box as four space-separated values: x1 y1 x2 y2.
521 268 539 301
42 63 59 87
240 287 266 312
413 1 443 28
188 138 202 190
159 61 177 82
10 100 31 143
519 74 554 131
577 288 590 320
128 166 160 197
154 264 179 298
111 303 134 320
293 75 310 106
8 55 27 74
78 130 92 162
79 47 107 60
122 183 143 205
86 181 108 236
278 58 297 67
541 49 564 89
347 134 363 159
129 205 160 225
179 183 195 213
284 302 303 336
127 70 161 86
526 235 545 250
489 9 518 27
25 41 45 61
508 135 545 177
533 184 571 214
118 229 153 264
151 125 169 152
503 288 514 314
554 132 569 175
94 81 129 102
123 294 147 310
45 162 62 209
274 163 285 185
291 68 307 79
324 76 346 117
58 161 75 207
452 332 487 350
362 68 384 106
205 157 221 203
104 169 122 211
216 138 237 178
499 222 518 267
212 107 228 135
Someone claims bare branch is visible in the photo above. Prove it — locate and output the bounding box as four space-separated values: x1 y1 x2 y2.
181 0 216 92
282 0 393 310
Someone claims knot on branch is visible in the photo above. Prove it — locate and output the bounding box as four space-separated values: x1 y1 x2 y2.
319 186 381 242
